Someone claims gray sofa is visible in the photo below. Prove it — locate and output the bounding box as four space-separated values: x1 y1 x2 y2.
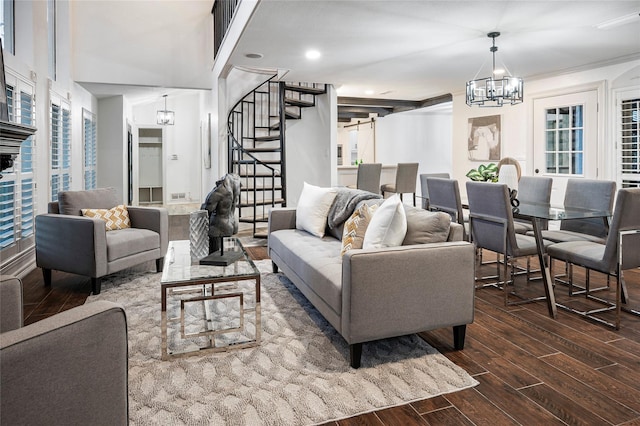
0 275 128 425
268 202 476 368
35 187 168 294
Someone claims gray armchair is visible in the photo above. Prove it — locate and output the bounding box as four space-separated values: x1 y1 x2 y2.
36 187 168 294
0 275 129 425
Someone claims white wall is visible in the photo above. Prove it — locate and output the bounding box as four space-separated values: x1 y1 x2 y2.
452 60 640 198
97 96 126 202
375 104 453 191
285 86 336 207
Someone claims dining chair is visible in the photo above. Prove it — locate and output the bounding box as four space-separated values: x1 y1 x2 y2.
547 188 640 329
419 173 450 209
381 163 419 206
513 176 553 234
352 162 382 194
466 181 553 306
537 179 616 244
426 177 468 241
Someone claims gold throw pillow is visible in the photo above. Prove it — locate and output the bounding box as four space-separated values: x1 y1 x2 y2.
81 204 131 231
340 203 378 256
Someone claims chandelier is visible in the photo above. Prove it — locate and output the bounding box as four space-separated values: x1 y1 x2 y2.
466 32 523 107
156 94 175 125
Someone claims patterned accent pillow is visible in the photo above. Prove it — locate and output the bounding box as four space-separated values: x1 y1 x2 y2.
81 204 131 231
340 203 378 256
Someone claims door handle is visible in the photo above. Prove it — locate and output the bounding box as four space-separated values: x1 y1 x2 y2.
535 168 540 174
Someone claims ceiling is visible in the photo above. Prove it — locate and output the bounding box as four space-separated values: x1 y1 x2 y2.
73 1 640 107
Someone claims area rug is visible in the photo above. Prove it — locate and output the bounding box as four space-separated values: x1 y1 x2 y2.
87 260 478 425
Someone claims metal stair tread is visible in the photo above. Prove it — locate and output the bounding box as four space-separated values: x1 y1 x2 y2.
284 84 326 95
285 97 315 107
243 147 282 153
239 198 284 207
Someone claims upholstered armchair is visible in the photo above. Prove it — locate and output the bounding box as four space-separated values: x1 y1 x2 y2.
35 187 168 294
0 275 129 425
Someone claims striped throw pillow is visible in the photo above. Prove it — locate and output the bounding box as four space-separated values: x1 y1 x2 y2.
340 203 378 256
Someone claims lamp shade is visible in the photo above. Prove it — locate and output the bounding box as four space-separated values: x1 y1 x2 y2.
498 164 519 192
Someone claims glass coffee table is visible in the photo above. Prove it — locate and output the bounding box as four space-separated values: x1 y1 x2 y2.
160 238 261 360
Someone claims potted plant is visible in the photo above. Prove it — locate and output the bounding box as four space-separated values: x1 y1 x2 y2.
466 163 498 182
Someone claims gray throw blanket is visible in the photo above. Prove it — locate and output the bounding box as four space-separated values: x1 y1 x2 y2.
327 188 382 231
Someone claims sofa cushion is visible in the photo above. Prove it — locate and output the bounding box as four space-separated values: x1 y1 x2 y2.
402 207 451 245
81 205 131 231
363 194 407 249
58 188 119 216
269 229 343 314
341 203 378 256
296 182 338 238
105 228 160 262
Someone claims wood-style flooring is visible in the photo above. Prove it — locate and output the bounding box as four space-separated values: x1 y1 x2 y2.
17 219 640 425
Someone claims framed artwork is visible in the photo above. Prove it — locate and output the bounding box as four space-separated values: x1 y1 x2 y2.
468 115 501 161
0 38 9 121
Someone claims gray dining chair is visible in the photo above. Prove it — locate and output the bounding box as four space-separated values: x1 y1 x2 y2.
426 177 468 241
537 179 616 244
419 173 450 209
353 163 382 194
466 181 553 306
381 163 419 206
513 176 553 234
546 188 640 329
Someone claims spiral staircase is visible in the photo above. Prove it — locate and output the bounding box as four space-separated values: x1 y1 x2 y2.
227 76 326 237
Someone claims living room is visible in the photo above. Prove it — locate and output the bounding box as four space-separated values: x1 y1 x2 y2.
2 1 640 424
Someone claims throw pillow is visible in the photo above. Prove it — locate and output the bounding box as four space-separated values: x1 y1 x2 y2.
402 207 451 245
340 203 379 256
295 182 338 238
362 194 407 249
81 204 131 231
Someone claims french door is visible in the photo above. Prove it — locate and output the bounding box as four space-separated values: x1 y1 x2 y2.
533 90 599 206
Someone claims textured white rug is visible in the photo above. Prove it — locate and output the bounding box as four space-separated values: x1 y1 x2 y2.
87 260 478 425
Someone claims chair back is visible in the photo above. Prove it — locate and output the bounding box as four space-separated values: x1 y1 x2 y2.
420 173 450 209
517 176 553 229
427 177 466 240
561 179 616 238
356 163 382 194
394 163 419 194
601 188 640 272
466 181 518 255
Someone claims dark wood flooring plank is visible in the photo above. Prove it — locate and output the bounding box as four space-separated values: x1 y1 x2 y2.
411 395 451 415
336 412 383 426
542 353 640 414
374 405 427 426
520 383 611 425
443 386 519 426
517 309 640 371
475 298 616 368
474 373 565 424
596 363 640 392
421 406 474 425
418 329 488 377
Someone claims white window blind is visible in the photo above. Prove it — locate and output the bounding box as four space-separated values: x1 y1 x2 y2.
1 73 36 251
83 109 97 190
50 94 71 201
620 98 639 188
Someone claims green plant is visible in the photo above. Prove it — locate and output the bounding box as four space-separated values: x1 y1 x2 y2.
466 163 499 182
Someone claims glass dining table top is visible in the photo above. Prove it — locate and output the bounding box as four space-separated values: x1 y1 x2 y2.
512 202 611 221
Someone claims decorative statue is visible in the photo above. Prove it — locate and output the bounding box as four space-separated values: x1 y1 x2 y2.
200 173 241 255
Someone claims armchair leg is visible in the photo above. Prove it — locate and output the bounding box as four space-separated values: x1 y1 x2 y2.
350 343 362 369
91 277 102 295
156 258 164 273
453 325 467 350
272 262 278 273
42 268 52 286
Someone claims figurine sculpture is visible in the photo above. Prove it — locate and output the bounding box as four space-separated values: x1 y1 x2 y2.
200 173 241 264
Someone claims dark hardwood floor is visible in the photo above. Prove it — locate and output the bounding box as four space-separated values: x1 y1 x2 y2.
17 219 640 425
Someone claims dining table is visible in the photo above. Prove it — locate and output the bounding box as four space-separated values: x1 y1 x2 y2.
511 201 612 318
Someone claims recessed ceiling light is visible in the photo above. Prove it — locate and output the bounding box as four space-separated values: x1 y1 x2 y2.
305 50 321 60
365 90 374 95
245 53 263 59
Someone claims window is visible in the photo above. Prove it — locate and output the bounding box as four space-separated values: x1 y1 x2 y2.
620 98 639 188
83 109 97 190
1 0 15 54
50 95 70 201
544 105 584 175
1 73 36 253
